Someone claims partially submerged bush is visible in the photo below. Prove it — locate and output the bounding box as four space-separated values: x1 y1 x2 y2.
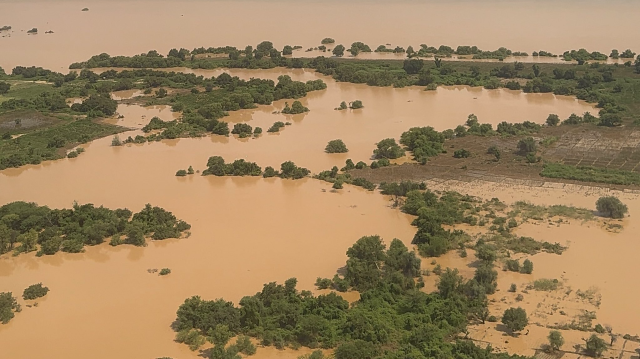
595 196 628 219
22 283 49 300
325 139 349 153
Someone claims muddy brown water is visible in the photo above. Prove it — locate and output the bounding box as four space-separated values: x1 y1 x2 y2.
0 68 608 358
1 0 639 71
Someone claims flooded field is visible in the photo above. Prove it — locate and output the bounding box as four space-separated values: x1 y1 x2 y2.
1 0 640 70
1 1 640 356
0 65 632 358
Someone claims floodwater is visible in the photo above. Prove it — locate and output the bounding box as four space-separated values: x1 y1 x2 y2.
1 0 640 71
0 68 603 358
425 179 640 343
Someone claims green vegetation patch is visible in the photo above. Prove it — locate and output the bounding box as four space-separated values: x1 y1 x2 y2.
0 118 124 170
0 202 191 256
541 162 640 186
22 283 49 300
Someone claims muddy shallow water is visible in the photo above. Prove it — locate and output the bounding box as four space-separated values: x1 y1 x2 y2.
0 70 635 357
1 0 639 71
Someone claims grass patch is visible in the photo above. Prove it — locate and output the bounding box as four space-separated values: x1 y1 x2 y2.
541 162 640 186
529 278 561 291
481 233 566 255
0 119 125 170
512 201 594 221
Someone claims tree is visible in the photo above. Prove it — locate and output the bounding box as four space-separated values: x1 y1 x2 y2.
373 138 405 159
501 307 528 333
403 59 424 74
333 45 345 57
517 137 537 154
0 81 10 95
325 139 349 153
334 340 378 359
321 38 335 44
521 259 533 274
547 330 564 352
546 114 560 126
532 64 541 77
0 292 19 324
156 88 167 98
595 196 628 219
598 113 621 127
437 268 464 298
584 334 607 357
350 100 363 109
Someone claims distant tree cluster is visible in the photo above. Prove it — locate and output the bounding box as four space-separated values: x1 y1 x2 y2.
201 156 310 179
0 201 190 256
202 156 262 176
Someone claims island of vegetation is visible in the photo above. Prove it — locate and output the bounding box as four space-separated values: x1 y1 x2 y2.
0 201 191 256
22 283 49 300
201 156 310 179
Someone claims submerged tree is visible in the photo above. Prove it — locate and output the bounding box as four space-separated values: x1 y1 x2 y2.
595 196 628 219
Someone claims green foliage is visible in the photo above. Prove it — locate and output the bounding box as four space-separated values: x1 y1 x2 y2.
349 42 372 57
282 100 309 114
399 127 445 163
325 139 348 153
517 137 537 154
521 259 533 274
547 330 564 351
332 45 345 57
453 149 471 158
262 166 278 178
278 161 310 179
350 100 363 109
1 119 123 170
175 328 206 351
531 279 559 291
0 201 190 256
176 169 187 177
0 292 20 324
546 114 560 126
202 156 262 176
174 233 497 357
267 121 285 132
321 38 335 45
231 123 253 138
0 81 10 94
501 307 528 333
541 163 640 186
595 196 628 219
585 334 607 357
160 268 171 276
22 283 49 300
374 138 405 159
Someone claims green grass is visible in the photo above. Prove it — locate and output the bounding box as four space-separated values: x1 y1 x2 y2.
0 119 125 170
512 200 594 220
541 162 640 186
531 278 561 291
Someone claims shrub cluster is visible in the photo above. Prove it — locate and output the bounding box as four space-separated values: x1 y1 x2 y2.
0 201 190 256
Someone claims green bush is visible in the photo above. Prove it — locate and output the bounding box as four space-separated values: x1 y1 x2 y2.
267 121 286 133
160 268 171 276
595 196 628 218
325 139 348 153
373 138 405 159
176 169 187 177
501 307 528 333
22 283 49 300
453 149 471 158
350 100 363 109
585 334 607 357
